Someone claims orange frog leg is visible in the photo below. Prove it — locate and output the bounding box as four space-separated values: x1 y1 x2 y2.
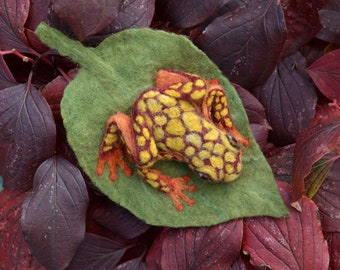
96 113 135 180
203 81 249 147
138 167 196 211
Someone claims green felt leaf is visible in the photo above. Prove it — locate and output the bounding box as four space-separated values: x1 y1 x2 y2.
35 23 288 227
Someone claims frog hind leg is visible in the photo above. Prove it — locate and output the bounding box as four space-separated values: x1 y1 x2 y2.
96 113 134 181
138 167 196 211
203 82 249 146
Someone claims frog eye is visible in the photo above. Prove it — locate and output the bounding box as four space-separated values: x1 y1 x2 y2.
198 172 210 180
226 134 240 149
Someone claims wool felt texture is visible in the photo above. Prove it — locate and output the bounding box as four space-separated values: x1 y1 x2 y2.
35 23 288 227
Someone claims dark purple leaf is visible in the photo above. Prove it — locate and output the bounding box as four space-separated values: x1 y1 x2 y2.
243 181 329 270
159 0 230 28
280 0 324 58
253 51 318 146
0 83 56 190
195 0 286 89
114 255 145 270
0 190 44 269
93 200 150 240
101 0 155 34
66 233 129 270
313 159 340 232
0 0 35 54
146 220 243 269
0 56 16 89
21 156 89 270
319 9 340 33
53 0 123 41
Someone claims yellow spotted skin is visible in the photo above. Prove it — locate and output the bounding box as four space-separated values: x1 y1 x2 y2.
96 69 248 211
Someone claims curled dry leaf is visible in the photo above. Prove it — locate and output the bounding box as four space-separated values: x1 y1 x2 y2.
146 220 243 269
0 83 56 190
195 0 286 89
313 159 340 232
253 51 318 146
306 49 340 102
291 103 340 203
21 156 89 270
243 181 329 270
0 190 44 270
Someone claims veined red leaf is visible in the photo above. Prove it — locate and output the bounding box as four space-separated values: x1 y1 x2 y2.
280 0 324 57
325 232 340 270
0 83 56 190
0 190 44 269
93 200 150 240
66 233 129 269
21 156 89 270
313 159 340 232
254 51 318 146
291 103 340 203
146 220 243 269
306 49 340 102
243 181 329 270
159 0 229 28
53 0 123 41
195 0 286 89
0 0 35 54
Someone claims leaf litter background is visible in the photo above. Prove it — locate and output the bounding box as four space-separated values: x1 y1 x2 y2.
1 0 340 269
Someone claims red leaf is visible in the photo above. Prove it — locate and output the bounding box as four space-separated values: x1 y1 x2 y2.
0 0 35 54
0 190 44 269
146 220 243 269
306 49 340 102
53 0 123 41
21 156 89 269
325 232 340 270
195 0 286 89
253 51 318 146
159 0 229 28
280 0 324 57
0 83 56 190
67 233 129 269
313 159 340 232
93 200 150 240
291 103 340 202
243 181 329 270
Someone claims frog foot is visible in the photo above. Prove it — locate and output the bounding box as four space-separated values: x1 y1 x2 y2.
96 146 133 181
160 175 197 211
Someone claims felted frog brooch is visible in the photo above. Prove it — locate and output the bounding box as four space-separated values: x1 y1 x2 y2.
96 69 249 211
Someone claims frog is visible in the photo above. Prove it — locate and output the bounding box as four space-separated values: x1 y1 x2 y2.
96 69 249 211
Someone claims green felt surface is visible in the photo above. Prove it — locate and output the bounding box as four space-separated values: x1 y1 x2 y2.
35 23 288 227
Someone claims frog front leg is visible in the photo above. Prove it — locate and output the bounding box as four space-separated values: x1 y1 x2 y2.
96 113 134 180
203 81 249 147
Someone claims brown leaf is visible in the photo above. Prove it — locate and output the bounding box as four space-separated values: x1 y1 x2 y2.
146 220 243 269
243 181 329 270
